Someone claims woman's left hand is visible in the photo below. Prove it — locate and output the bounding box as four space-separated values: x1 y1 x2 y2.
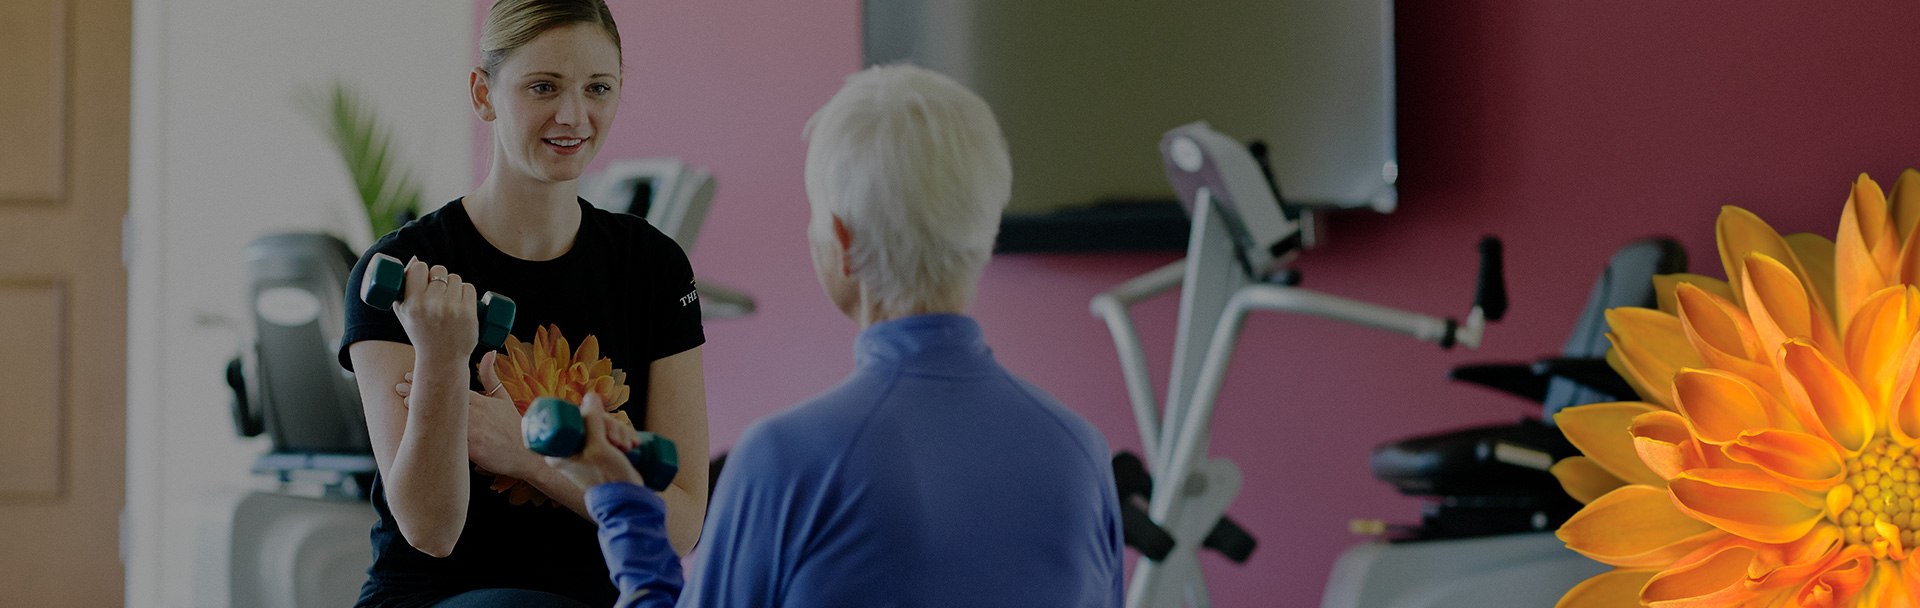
465 352 539 478
395 351 540 479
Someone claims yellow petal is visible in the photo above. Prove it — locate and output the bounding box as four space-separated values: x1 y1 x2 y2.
1786 233 1839 323
1608 307 1707 409
1826 484 1854 521
1853 173 1900 267
1607 348 1662 407
1874 519 1907 561
1655 273 1736 317
1721 429 1846 492
1890 332 1920 445
573 334 600 368
1668 469 1823 544
1746 523 1844 592
1556 402 1666 487
1779 339 1875 454
1742 252 1842 366
1675 284 1782 397
1632 410 1705 480
1557 485 1723 568
1842 286 1919 417
1555 569 1658 608
1719 206 1810 309
1836 175 1899 334
1782 546 1873 608
1860 560 1919 608
1641 541 1764 607
549 326 571 363
1673 368 1785 444
1676 283 1764 362
1551 456 1627 505
1892 168 1920 244
1897 224 1920 295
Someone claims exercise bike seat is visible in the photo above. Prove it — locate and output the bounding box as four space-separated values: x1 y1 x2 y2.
1367 237 1684 539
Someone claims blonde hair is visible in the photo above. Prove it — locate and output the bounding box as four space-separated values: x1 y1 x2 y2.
479 0 622 76
804 64 1012 318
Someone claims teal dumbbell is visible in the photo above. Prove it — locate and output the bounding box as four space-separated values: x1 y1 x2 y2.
359 253 517 351
522 396 679 492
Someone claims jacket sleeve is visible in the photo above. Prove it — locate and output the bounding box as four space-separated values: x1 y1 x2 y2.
585 483 684 608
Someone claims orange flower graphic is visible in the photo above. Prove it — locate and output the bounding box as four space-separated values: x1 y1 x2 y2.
1555 171 1920 606
486 324 634 506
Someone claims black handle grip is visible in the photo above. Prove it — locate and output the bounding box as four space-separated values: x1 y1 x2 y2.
227 356 263 438
1476 236 1508 321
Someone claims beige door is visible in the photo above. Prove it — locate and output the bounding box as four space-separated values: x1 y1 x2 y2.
0 0 130 605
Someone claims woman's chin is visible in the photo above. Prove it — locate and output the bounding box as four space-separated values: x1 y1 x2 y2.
529 162 591 184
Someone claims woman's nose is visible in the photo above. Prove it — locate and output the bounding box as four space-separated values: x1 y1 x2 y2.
554 92 583 126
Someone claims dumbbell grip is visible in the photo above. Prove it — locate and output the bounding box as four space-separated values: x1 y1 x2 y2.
361 253 517 351
523 397 679 492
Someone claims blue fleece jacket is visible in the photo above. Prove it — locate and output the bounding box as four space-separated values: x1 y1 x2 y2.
585 314 1124 607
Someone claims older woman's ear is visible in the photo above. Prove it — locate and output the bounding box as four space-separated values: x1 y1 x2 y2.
832 215 854 276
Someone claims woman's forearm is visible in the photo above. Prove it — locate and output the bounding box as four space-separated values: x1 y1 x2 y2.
386 355 473 557
523 463 592 518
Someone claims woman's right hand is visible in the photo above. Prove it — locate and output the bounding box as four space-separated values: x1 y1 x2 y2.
542 393 648 489
392 256 479 364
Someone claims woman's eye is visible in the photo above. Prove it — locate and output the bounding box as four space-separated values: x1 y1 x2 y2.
589 83 612 95
529 83 555 94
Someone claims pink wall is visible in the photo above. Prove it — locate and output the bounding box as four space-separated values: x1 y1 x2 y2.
479 1 1920 602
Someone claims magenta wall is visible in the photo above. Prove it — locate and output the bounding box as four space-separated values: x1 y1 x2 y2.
478 1 1920 601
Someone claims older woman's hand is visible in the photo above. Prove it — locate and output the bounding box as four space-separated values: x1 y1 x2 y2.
544 393 647 489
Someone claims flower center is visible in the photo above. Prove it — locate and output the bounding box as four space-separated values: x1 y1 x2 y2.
1837 438 1920 551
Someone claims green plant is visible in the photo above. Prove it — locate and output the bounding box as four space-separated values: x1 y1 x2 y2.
302 82 423 241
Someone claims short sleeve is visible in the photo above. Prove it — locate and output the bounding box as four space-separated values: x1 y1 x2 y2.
337 236 416 372
643 229 706 361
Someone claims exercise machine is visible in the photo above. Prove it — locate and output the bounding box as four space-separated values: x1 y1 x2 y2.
580 158 755 319
1092 122 1506 607
203 232 381 608
1321 238 1682 608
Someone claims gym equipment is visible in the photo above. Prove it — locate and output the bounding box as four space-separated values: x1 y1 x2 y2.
208 232 378 608
1321 532 1606 608
227 232 378 492
358 252 517 351
579 158 755 320
522 396 680 493
1366 238 1683 541
196 492 375 608
1093 122 1505 608
1322 238 1682 608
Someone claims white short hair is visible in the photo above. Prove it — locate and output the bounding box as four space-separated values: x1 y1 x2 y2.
804 64 1012 318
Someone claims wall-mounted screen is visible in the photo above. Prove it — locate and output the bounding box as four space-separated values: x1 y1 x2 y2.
865 1 1397 249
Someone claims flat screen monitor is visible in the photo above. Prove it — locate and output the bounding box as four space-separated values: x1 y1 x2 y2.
864 0 1398 222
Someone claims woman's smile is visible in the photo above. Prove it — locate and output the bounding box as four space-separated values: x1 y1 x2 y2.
543 136 587 156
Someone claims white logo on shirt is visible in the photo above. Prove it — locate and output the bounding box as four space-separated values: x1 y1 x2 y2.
679 285 699 307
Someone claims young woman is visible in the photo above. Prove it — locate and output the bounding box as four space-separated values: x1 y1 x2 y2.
338 1 708 606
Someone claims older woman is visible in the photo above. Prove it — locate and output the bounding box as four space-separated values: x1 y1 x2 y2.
546 64 1125 607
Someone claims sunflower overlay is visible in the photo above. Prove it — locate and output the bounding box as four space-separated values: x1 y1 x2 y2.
486 324 634 506
1553 171 1920 606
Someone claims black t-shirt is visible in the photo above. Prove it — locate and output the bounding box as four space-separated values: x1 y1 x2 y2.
337 198 704 608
